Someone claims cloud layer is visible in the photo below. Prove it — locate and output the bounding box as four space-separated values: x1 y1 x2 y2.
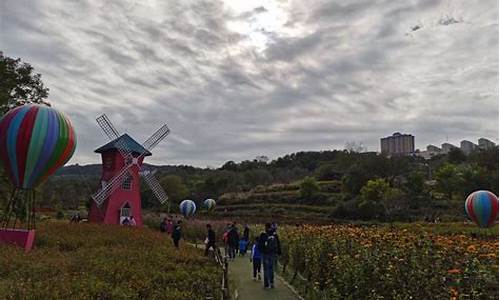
1 0 498 167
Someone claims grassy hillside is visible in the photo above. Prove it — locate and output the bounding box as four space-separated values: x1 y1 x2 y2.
0 222 221 299
212 181 342 222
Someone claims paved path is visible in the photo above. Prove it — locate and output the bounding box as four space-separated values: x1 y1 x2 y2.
227 253 301 300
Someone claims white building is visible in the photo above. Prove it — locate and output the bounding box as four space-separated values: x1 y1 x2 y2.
478 138 496 150
460 140 478 155
441 143 457 154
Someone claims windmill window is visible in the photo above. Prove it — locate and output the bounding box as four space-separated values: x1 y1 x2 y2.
122 174 132 190
121 203 131 217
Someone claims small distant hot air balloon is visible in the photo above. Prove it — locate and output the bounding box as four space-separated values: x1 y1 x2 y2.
204 198 216 211
465 190 499 228
179 200 196 217
0 104 76 250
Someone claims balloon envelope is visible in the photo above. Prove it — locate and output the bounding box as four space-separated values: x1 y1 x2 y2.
204 198 216 211
179 200 196 217
0 104 76 189
465 190 498 228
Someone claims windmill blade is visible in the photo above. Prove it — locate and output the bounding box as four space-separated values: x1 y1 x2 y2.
142 124 170 152
96 114 120 140
96 114 134 162
140 170 169 204
91 164 133 206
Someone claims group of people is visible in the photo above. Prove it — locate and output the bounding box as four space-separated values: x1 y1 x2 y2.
207 221 282 289
222 222 250 259
160 217 183 248
159 217 282 289
121 216 137 226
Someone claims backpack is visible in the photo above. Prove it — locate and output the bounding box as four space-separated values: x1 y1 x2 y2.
265 234 278 254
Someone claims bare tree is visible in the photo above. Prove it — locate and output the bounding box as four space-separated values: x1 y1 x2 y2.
345 141 367 153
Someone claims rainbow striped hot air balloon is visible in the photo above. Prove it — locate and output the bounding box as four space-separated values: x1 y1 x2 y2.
0 104 76 189
465 190 499 228
204 198 216 211
179 200 196 217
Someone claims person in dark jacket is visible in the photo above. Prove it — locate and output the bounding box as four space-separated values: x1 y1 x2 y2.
205 224 216 256
227 224 239 260
258 223 281 288
160 217 168 232
171 220 182 248
243 224 250 241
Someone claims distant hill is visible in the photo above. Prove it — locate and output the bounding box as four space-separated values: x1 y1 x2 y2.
54 163 206 177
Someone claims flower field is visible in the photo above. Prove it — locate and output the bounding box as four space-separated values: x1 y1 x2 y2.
279 224 498 300
0 222 221 299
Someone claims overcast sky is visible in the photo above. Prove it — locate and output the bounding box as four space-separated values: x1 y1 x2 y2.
1 0 498 167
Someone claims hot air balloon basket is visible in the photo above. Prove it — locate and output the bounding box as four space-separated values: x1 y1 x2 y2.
0 188 37 252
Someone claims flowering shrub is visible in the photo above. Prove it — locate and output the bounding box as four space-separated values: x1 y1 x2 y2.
0 222 221 299
280 224 498 299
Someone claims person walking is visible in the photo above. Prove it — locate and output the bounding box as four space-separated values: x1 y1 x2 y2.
205 224 216 256
223 226 230 257
243 224 250 241
239 238 248 256
160 217 168 232
166 218 174 235
258 223 281 289
250 237 262 280
227 224 239 260
172 220 182 248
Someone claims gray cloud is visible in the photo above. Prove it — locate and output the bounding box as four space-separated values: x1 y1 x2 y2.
0 0 497 167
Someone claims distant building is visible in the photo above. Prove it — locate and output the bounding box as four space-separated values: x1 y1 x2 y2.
460 140 478 155
426 145 441 153
478 138 496 150
380 132 415 156
414 144 442 160
441 143 457 154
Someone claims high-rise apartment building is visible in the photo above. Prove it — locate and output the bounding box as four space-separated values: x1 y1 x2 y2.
380 132 415 155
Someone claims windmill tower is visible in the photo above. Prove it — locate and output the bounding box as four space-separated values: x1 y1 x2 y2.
88 114 169 226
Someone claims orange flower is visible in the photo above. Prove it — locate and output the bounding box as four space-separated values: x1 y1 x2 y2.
467 245 477 252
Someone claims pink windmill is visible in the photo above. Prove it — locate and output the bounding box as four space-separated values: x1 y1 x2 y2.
88 114 170 226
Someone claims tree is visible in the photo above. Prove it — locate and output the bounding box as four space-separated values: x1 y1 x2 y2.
315 163 341 181
434 163 461 201
458 164 490 199
341 165 370 196
404 171 429 208
160 175 189 204
243 169 272 189
448 148 467 164
0 52 49 113
358 178 392 220
299 176 320 199
344 141 367 153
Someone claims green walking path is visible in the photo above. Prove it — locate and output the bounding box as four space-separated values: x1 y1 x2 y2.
227 253 301 300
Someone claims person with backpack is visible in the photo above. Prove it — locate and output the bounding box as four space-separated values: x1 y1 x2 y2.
250 237 262 280
258 223 281 289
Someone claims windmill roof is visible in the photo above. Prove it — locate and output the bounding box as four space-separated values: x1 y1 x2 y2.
95 134 152 156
